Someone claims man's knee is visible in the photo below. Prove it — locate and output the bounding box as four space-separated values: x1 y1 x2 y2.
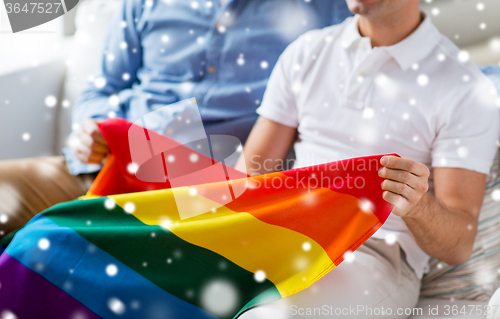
0 156 88 237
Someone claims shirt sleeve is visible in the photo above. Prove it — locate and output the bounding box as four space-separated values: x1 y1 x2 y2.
256 37 304 128
66 0 145 175
431 77 500 174
72 0 145 124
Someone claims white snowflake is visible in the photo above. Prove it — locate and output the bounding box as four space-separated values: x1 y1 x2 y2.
201 280 239 317
106 264 118 277
362 107 374 119
45 95 57 107
489 38 500 52
108 297 126 315
359 199 374 213
491 189 500 201
385 234 397 245
417 74 429 86
292 81 302 93
161 218 172 228
254 270 266 282
457 146 469 158
457 51 470 63
38 238 50 250
1 310 17 319
375 74 388 86
124 202 136 214
94 77 107 89
302 242 311 251
343 251 355 263
218 25 226 33
104 199 116 210
236 54 245 66
127 163 139 174
189 153 199 163
108 94 120 106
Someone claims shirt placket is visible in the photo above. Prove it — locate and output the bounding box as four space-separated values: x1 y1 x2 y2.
343 45 387 110
195 0 235 114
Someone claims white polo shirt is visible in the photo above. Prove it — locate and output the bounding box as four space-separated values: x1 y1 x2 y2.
256 14 500 279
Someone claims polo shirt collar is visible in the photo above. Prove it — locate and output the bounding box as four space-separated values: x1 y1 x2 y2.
340 15 364 50
341 13 442 70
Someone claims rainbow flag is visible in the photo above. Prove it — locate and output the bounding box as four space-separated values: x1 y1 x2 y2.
0 119 393 318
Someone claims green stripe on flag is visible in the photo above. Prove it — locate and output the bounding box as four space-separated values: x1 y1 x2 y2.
41 197 280 318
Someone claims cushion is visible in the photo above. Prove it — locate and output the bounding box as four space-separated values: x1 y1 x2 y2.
420 147 500 301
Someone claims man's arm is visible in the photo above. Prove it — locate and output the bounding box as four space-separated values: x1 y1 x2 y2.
71 0 144 165
235 117 297 176
379 156 485 266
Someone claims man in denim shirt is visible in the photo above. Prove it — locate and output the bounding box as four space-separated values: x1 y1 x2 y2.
0 1 352 233
68 0 353 173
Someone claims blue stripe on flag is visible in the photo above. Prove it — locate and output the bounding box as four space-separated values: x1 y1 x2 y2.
5 215 217 319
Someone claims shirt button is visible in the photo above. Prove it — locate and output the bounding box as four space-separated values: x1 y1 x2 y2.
357 72 365 83
208 66 217 73
216 23 226 33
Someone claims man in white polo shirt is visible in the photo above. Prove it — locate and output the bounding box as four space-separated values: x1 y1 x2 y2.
236 0 499 318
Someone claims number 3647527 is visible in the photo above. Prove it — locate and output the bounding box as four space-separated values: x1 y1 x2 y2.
5 2 62 14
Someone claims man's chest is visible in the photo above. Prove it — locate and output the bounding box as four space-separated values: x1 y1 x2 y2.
294 49 440 151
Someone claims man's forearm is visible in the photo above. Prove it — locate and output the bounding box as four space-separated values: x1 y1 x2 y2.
402 193 477 266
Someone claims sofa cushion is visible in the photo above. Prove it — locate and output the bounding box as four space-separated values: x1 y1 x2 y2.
420 146 500 301
419 66 500 302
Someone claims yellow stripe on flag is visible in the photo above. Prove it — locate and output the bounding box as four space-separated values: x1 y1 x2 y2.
110 187 335 297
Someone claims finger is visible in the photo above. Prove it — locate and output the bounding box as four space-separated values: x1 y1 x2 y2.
81 120 108 146
381 156 429 177
90 130 108 146
382 191 410 212
76 130 109 154
379 167 420 189
74 142 107 164
75 148 106 164
381 180 416 202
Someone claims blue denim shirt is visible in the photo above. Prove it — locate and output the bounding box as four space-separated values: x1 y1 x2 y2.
65 0 353 175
